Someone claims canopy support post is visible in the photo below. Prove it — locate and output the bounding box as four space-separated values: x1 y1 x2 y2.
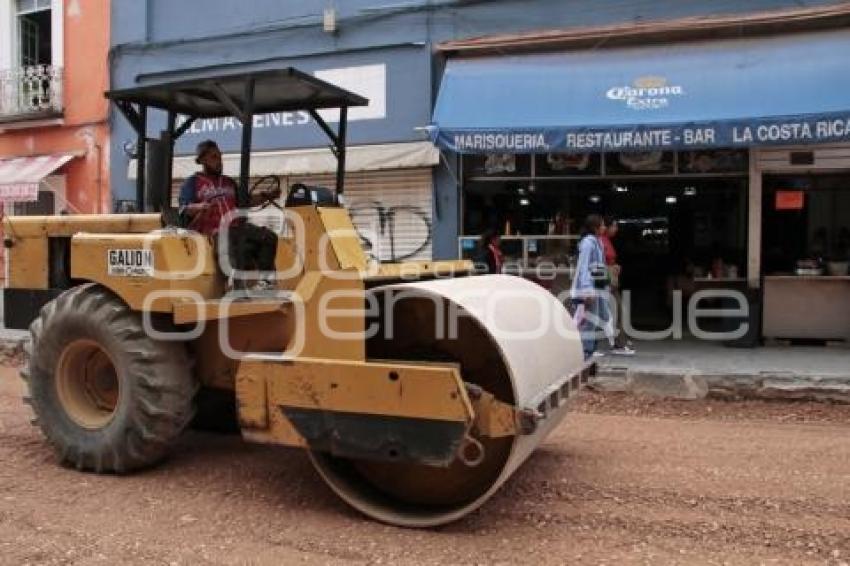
173 116 197 140
159 110 177 215
307 109 340 147
335 106 348 198
238 79 255 207
135 104 147 213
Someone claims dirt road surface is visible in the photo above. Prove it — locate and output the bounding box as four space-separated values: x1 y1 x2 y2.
1 367 849 565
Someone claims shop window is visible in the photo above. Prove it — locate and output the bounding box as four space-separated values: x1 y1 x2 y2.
462 177 748 326
463 154 531 179
678 149 748 174
535 153 601 177
604 151 675 175
762 175 850 276
13 189 54 215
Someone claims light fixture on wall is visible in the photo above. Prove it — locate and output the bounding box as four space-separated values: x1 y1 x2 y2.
589 195 601 203
519 198 530 206
684 186 697 196
323 7 338 33
665 195 678 204
122 140 137 159
613 183 629 193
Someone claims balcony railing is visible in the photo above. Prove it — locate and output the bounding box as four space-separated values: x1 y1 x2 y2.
0 65 63 121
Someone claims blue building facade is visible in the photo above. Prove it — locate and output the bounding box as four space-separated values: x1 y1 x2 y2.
109 0 842 262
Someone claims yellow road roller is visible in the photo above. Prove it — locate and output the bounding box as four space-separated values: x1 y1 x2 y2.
3 68 593 527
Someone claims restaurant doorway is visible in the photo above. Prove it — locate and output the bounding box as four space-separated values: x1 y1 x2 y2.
463 177 748 330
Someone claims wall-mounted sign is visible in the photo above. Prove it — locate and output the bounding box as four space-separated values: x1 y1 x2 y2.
775 190 805 210
179 64 388 137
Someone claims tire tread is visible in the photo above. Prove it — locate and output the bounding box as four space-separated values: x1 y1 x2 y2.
22 283 197 473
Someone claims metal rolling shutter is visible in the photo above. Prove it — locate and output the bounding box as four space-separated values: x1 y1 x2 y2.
290 168 433 262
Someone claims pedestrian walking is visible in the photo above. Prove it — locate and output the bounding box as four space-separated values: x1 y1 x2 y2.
571 214 608 360
601 216 635 355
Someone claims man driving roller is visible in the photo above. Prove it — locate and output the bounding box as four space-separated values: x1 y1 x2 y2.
178 139 280 291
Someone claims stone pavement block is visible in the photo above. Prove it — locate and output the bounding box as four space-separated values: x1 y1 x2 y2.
594 339 850 403
590 371 709 400
757 377 850 403
629 372 708 400
699 374 762 399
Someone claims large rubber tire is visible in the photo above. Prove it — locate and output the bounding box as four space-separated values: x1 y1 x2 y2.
21 284 197 473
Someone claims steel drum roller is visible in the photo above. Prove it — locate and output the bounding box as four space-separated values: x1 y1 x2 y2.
310 275 585 527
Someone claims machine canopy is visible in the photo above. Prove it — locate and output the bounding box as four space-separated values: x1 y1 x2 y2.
105 67 368 118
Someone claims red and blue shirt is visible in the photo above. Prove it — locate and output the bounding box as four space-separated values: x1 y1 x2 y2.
178 173 238 235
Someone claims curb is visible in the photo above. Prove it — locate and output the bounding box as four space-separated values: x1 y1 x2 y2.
3 330 846 404
594 368 850 404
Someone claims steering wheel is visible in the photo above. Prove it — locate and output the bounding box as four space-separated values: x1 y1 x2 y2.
249 175 283 210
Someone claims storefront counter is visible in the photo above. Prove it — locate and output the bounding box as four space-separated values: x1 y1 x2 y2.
458 235 578 272
763 276 850 342
458 235 578 292
693 277 747 287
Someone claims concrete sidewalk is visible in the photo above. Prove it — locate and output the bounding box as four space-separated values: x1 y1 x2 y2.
2 319 848 403
596 339 850 402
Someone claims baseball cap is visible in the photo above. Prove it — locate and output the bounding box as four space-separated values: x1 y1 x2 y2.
194 140 219 164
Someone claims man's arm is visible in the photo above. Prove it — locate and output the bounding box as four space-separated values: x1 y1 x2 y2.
178 176 208 223
178 176 208 216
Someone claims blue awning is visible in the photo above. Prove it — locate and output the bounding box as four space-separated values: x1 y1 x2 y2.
430 29 850 153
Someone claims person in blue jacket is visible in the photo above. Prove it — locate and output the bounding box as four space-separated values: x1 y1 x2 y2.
571 214 608 359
